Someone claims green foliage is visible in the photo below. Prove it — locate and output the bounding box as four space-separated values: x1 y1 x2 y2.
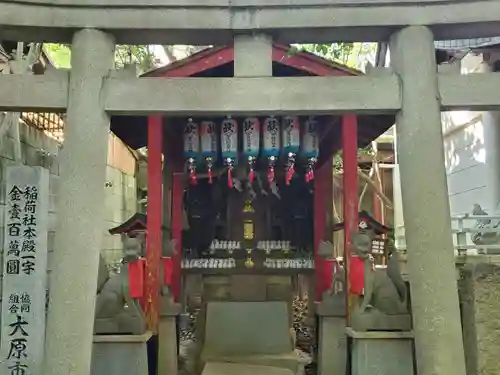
44 41 376 74
299 43 355 65
44 44 157 73
114 45 156 73
294 42 377 71
44 44 71 68
334 146 374 172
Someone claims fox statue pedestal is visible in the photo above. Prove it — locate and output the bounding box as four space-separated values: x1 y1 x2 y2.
317 299 347 375
91 332 152 375
347 328 414 375
158 297 181 375
316 241 347 375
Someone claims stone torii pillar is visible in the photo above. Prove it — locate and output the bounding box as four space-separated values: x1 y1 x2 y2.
390 26 466 375
43 29 115 375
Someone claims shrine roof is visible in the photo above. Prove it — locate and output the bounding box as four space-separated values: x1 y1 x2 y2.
333 210 392 235
108 212 147 235
110 43 395 151
141 44 362 78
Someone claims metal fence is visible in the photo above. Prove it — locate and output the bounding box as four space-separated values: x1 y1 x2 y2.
21 112 64 142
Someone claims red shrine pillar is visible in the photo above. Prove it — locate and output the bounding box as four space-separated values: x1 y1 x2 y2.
145 115 164 333
171 171 183 302
342 114 359 318
314 157 333 302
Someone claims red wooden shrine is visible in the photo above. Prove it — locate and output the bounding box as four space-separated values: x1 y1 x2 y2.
110 44 394 331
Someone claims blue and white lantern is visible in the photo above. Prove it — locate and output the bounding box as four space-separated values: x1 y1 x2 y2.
183 118 200 185
220 116 238 188
242 117 260 182
282 116 300 185
200 120 218 184
262 116 281 183
301 116 319 182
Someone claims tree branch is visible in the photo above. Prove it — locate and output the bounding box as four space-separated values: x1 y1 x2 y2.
26 43 43 67
334 168 394 210
162 45 177 63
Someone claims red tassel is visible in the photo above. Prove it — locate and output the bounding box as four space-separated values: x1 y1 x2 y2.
267 167 275 183
305 169 314 182
248 169 255 183
227 168 233 188
208 168 213 184
189 169 197 185
286 165 295 185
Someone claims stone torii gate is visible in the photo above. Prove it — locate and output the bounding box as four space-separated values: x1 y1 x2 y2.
3 1 500 375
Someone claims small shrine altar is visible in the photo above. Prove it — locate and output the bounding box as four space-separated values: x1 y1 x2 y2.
108 43 395 375
333 210 392 265
181 115 318 275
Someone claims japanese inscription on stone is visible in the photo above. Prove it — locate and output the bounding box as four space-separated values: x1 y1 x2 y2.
1 166 49 375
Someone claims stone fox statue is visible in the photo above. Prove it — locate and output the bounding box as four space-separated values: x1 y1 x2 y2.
317 240 345 295
94 234 147 335
352 232 408 315
319 235 407 314
471 203 500 245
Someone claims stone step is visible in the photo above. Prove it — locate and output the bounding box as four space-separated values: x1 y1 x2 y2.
201 351 301 374
204 301 293 356
202 362 294 375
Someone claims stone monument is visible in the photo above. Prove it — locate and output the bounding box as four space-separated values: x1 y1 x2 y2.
199 301 297 375
0 165 49 375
